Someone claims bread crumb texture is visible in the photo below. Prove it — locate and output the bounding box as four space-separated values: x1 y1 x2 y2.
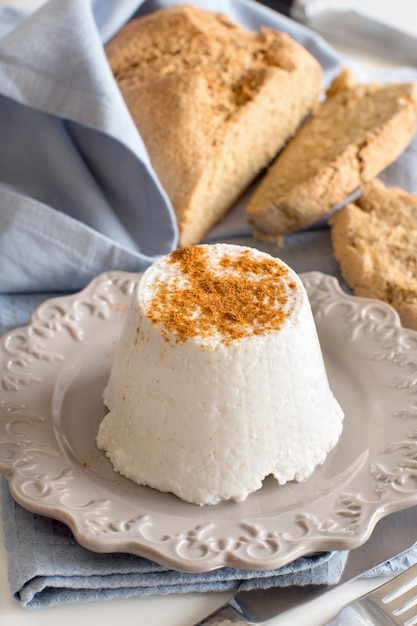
247 70 417 236
106 4 322 246
330 179 417 330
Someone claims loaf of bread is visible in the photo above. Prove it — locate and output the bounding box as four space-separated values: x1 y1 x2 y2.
246 69 417 236
105 5 322 246
330 179 417 330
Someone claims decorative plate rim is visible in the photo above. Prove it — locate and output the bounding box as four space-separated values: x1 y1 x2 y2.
2 270 417 573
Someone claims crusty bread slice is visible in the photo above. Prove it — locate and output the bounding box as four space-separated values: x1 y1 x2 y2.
330 179 417 330
246 70 417 236
105 5 322 246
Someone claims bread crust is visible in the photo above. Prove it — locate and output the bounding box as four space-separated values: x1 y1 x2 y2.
246 78 417 236
106 5 322 246
330 179 417 330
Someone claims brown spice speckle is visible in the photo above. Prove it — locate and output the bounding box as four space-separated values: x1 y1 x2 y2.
146 246 296 344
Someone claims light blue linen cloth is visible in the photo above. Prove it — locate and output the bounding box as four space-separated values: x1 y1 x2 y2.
1 0 417 610
0 0 177 293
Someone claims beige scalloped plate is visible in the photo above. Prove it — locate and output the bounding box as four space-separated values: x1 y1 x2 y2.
1 270 417 573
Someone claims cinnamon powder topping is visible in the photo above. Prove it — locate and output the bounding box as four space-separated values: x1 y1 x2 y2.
146 246 297 344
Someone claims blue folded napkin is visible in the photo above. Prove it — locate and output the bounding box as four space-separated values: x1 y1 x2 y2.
1 0 417 611
0 0 178 293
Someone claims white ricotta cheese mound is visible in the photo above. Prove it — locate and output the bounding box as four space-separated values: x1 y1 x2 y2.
97 243 344 505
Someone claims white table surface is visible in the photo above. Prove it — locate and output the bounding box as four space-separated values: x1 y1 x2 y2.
1 0 417 624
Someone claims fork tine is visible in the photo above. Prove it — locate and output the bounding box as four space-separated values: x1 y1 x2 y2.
367 562 417 626
384 589 417 624
371 563 417 604
397 604 417 626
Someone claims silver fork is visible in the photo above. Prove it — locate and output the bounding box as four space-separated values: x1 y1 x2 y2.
327 562 417 625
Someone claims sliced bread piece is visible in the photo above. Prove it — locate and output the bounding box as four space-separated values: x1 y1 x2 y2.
330 179 417 330
105 4 322 246
246 70 417 236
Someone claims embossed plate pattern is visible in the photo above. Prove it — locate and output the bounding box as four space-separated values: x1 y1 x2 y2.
2 270 417 572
